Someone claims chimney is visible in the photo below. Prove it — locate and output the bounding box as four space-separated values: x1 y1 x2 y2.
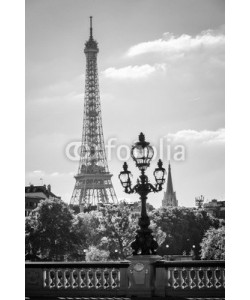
47 184 51 192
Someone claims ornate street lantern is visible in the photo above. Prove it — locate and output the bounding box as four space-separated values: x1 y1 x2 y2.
119 132 166 255
131 132 154 171
119 162 132 191
153 159 166 186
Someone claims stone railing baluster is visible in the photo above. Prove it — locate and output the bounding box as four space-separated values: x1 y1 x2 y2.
62 269 66 288
193 267 198 288
108 268 113 288
43 269 48 288
172 268 178 288
111 268 120 289
88 268 94 288
95 268 101 289
49 269 56 288
178 268 183 289
76 269 81 289
103 268 109 289
55 269 60 289
187 268 192 289
65 269 71 288
222 267 225 288
204 267 209 288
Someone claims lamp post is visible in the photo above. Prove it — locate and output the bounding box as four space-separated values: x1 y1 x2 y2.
191 245 196 259
114 249 118 260
83 249 87 261
165 244 170 260
119 132 166 255
195 195 204 209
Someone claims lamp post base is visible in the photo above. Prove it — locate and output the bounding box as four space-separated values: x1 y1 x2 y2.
127 255 162 297
131 215 158 255
131 228 158 255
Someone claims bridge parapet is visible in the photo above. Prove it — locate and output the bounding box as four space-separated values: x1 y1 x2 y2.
155 260 225 298
25 259 225 299
26 261 130 298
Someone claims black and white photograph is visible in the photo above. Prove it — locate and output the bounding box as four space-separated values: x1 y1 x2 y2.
23 0 228 299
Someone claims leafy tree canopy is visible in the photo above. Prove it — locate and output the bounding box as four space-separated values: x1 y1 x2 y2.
97 202 166 259
200 226 225 260
152 207 223 258
25 198 78 260
97 203 138 259
85 246 109 262
26 200 224 261
72 210 101 247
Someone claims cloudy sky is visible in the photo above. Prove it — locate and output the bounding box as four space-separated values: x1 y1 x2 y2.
26 0 225 208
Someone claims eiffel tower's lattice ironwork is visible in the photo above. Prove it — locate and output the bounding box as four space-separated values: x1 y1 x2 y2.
70 17 117 211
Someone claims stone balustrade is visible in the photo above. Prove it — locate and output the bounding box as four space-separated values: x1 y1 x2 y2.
155 260 225 299
25 261 130 298
26 259 225 299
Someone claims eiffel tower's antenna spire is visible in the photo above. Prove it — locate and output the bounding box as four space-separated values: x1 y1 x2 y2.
90 16 93 38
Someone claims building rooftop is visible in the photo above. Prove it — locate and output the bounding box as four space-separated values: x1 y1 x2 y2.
25 184 60 199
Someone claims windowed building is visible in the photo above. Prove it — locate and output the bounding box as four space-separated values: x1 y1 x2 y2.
25 184 60 216
203 199 225 219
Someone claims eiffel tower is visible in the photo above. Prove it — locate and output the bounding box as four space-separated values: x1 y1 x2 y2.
70 17 117 212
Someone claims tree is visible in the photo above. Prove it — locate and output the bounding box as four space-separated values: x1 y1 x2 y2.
85 246 109 262
25 198 79 260
73 210 101 246
131 201 155 212
25 215 41 257
97 203 138 259
68 210 102 260
148 216 167 247
26 199 223 262
97 202 166 259
200 226 225 260
153 207 223 258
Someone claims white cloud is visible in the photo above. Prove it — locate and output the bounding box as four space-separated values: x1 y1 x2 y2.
50 172 59 176
33 170 43 174
102 63 166 79
26 170 71 181
127 30 224 57
168 128 225 145
26 74 84 104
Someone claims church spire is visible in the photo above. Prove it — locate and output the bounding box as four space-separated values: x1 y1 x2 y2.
166 161 174 195
162 161 178 207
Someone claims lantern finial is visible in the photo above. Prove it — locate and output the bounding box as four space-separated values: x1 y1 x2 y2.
139 132 145 143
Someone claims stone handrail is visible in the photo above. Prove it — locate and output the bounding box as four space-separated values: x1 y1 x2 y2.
26 259 225 299
154 260 225 298
25 261 130 298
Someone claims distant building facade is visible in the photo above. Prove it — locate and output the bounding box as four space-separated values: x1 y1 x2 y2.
203 199 225 219
25 184 60 216
162 163 178 207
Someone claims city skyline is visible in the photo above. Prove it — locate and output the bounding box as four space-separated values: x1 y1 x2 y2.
26 0 225 208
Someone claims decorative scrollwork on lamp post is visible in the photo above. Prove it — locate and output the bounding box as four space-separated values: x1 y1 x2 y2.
119 132 166 255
